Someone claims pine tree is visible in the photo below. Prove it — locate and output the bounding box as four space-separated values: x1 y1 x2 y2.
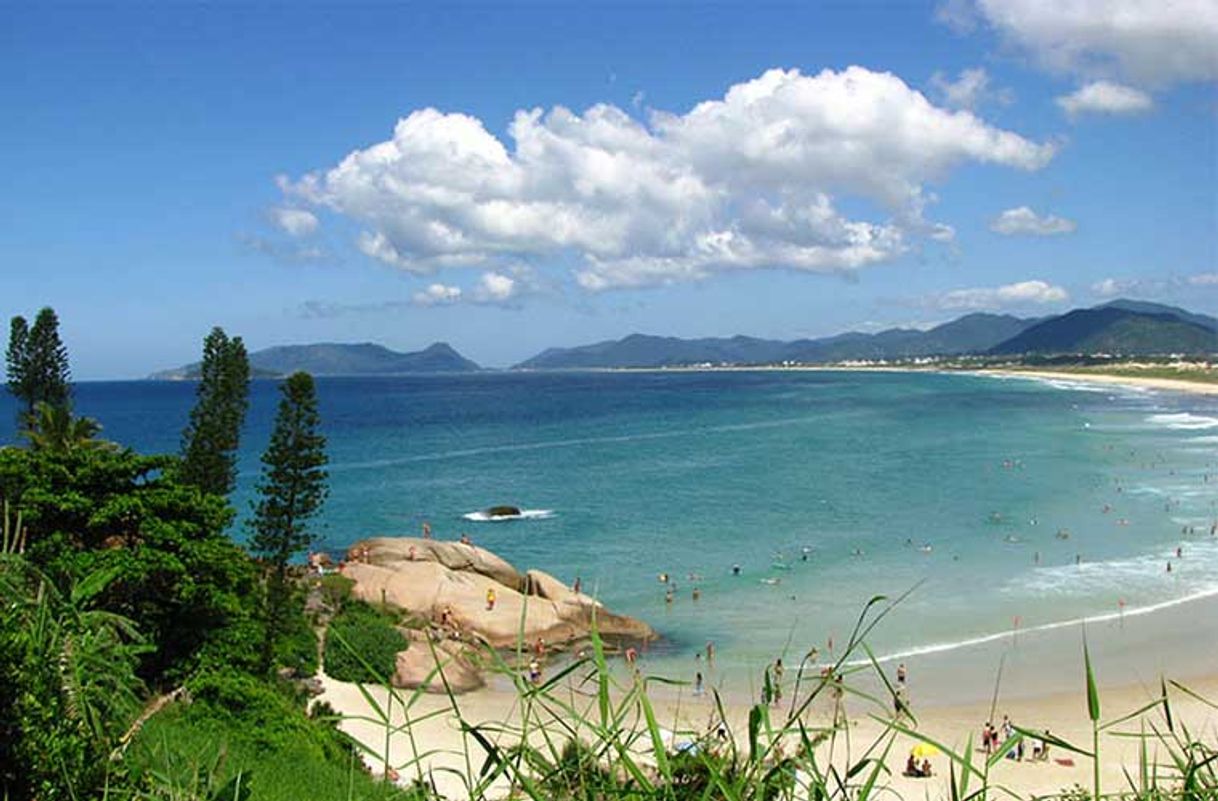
248 371 328 672
180 327 251 496
6 308 71 424
6 316 30 423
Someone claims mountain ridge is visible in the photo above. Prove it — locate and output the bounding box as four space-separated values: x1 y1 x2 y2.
149 341 481 379
514 301 1216 369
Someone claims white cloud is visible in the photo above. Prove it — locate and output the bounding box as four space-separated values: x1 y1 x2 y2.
930 67 1011 109
472 271 516 303
269 207 319 237
411 283 463 307
1188 273 1218 286
990 206 1077 236
948 0 1218 86
282 66 1054 291
933 279 1070 310
1057 81 1153 117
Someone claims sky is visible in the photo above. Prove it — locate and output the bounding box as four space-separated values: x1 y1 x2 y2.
1 1 1216 378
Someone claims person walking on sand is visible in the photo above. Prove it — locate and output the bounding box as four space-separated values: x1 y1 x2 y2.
694 671 704 696
486 587 496 610
706 641 715 663
896 662 907 685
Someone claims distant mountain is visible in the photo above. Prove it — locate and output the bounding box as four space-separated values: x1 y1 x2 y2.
515 312 1039 369
150 342 480 379
988 307 1217 356
1097 299 1218 332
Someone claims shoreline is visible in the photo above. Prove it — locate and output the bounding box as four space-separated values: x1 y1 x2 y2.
972 367 1218 396
517 364 1218 396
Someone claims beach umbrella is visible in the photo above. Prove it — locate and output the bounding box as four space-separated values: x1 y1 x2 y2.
911 743 940 759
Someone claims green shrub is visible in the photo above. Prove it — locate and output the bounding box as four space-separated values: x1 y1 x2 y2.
276 604 319 677
323 600 407 683
319 572 354 607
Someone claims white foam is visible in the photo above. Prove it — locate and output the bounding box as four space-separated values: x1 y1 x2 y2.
462 508 555 522
1147 413 1218 431
838 585 1218 669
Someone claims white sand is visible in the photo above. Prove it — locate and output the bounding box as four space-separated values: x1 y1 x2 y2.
316 660 1218 800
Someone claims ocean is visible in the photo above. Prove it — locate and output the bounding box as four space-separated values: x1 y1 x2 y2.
5 370 1217 701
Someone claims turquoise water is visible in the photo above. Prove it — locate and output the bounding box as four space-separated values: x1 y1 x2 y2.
6 370 1217 691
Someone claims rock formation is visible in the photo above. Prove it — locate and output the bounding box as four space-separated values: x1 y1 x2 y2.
339 537 655 692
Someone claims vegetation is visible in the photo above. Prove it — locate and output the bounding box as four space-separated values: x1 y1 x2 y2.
249 370 329 674
6 306 72 422
180 326 251 497
323 600 407 684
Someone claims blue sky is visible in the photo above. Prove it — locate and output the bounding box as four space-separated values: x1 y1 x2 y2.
2 2 1215 378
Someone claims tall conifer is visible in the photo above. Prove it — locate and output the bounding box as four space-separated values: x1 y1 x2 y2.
248 371 327 671
180 327 251 496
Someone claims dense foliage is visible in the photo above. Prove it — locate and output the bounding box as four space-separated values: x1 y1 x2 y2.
323 600 407 684
0 446 259 679
180 327 251 497
0 558 144 801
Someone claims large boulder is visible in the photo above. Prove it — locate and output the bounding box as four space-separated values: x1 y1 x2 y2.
341 537 655 652
393 630 485 694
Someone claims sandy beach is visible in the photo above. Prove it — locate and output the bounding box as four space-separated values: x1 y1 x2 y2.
317 588 1218 799
975 368 1218 396
317 659 1218 800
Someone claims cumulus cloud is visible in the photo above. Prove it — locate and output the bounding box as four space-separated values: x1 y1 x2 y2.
944 0 1218 86
933 279 1069 310
990 206 1077 236
1057 81 1153 117
270 207 320 237
280 66 1055 291
929 67 1012 109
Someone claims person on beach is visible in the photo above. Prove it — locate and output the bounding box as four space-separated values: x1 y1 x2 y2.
694 671 704 696
706 641 715 662
896 662 907 684
528 659 541 684
572 576 581 594
459 532 472 545
692 586 701 601
422 521 432 539
625 647 638 666
486 587 496 610
408 544 416 561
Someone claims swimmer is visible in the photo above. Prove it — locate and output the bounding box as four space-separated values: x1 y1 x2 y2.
731 564 741 576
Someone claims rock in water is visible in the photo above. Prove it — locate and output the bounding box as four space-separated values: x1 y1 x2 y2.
486 505 522 518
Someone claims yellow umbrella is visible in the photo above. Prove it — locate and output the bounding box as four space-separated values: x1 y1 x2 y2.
911 743 941 759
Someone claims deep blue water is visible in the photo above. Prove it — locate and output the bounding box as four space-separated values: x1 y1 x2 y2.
3 370 1216 684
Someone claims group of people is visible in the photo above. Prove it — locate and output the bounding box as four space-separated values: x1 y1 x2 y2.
981 716 1051 762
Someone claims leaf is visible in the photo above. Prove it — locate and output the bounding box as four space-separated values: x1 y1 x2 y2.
1083 632 1100 723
